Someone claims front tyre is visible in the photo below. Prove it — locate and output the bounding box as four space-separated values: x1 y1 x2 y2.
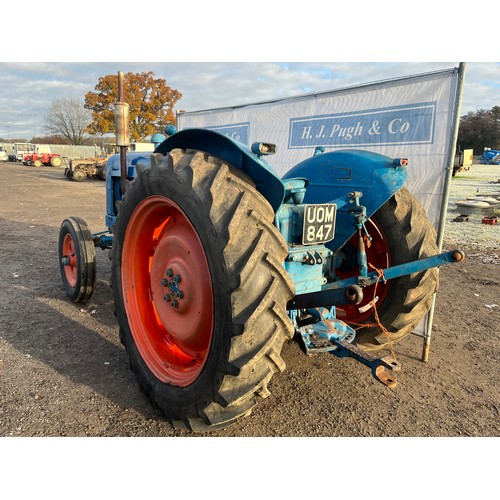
112 149 294 431
58 217 96 303
72 168 86 182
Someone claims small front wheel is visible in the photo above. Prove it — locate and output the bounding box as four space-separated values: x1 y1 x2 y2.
72 168 86 182
58 217 96 303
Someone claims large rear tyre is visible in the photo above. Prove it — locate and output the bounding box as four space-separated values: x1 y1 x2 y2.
112 149 295 431
58 217 96 303
336 187 439 352
50 156 63 167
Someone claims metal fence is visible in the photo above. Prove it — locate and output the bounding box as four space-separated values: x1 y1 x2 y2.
0 142 103 159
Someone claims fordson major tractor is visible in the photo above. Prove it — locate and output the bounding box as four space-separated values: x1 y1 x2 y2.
57 75 464 432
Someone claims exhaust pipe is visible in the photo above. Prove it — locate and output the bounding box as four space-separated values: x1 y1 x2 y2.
115 71 130 195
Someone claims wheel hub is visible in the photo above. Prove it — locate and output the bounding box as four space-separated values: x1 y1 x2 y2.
62 233 78 287
160 269 185 308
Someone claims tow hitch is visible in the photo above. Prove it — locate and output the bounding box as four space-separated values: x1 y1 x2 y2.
297 311 401 388
329 339 401 389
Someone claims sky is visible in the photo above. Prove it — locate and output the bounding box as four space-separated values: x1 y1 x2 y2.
1 61 498 141
1 2 498 140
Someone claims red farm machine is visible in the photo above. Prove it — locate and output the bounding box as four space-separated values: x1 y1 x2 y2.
23 145 63 167
57 72 464 432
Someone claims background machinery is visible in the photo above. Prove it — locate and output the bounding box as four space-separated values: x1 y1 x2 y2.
64 157 108 182
481 148 500 165
22 144 63 167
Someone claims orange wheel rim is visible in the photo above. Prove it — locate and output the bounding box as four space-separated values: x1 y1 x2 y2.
122 195 214 386
336 218 391 324
62 233 78 288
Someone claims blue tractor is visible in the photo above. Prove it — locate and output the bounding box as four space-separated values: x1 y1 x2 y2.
58 106 464 432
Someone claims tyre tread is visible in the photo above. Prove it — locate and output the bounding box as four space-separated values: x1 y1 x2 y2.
114 149 294 431
355 187 439 352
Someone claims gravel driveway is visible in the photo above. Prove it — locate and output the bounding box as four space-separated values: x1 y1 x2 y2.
1 160 497 497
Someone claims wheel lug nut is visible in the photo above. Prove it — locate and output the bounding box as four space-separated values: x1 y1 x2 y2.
171 300 179 309
165 268 173 277
163 294 171 302
161 279 169 287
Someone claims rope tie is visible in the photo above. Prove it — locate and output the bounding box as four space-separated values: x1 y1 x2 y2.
367 263 397 360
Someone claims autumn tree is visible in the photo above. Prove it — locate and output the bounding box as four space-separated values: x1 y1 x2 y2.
457 107 500 153
84 72 182 142
44 98 92 145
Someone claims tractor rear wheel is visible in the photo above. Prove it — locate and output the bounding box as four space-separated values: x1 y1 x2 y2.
58 217 96 303
112 149 294 431
51 156 63 167
95 165 106 181
336 187 439 352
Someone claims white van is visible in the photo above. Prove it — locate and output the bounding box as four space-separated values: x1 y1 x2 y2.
0 146 8 162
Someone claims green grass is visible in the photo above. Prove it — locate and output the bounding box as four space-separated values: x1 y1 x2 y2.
452 175 484 180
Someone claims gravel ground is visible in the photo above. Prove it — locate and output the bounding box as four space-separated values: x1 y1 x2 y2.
0 160 498 498
443 163 500 257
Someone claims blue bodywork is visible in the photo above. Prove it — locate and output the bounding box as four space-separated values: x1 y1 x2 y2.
283 149 408 252
105 128 286 230
155 128 286 212
480 149 500 165
105 152 152 229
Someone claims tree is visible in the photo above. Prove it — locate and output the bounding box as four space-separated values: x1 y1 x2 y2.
84 72 182 142
457 107 500 153
491 105 500 123
44 98 92 145
32 134 71 145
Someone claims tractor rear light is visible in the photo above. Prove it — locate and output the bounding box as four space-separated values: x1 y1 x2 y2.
393 158 409 167
251 142 276 155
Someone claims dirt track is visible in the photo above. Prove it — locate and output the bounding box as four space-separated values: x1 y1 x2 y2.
0 161 499 439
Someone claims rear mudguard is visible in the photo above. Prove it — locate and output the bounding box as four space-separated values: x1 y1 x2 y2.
282 150 408 252
155 129 285 213
105 129 286 228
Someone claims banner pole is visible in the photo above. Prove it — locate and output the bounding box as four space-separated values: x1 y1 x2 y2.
421 62 467 362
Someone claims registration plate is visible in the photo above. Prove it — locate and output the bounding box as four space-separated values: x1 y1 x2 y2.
302 204 337 245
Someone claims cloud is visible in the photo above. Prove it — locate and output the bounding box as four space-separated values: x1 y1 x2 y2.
1 61 498 140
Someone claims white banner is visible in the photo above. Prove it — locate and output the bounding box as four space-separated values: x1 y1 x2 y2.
178 68 461 229
178 68 463 340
